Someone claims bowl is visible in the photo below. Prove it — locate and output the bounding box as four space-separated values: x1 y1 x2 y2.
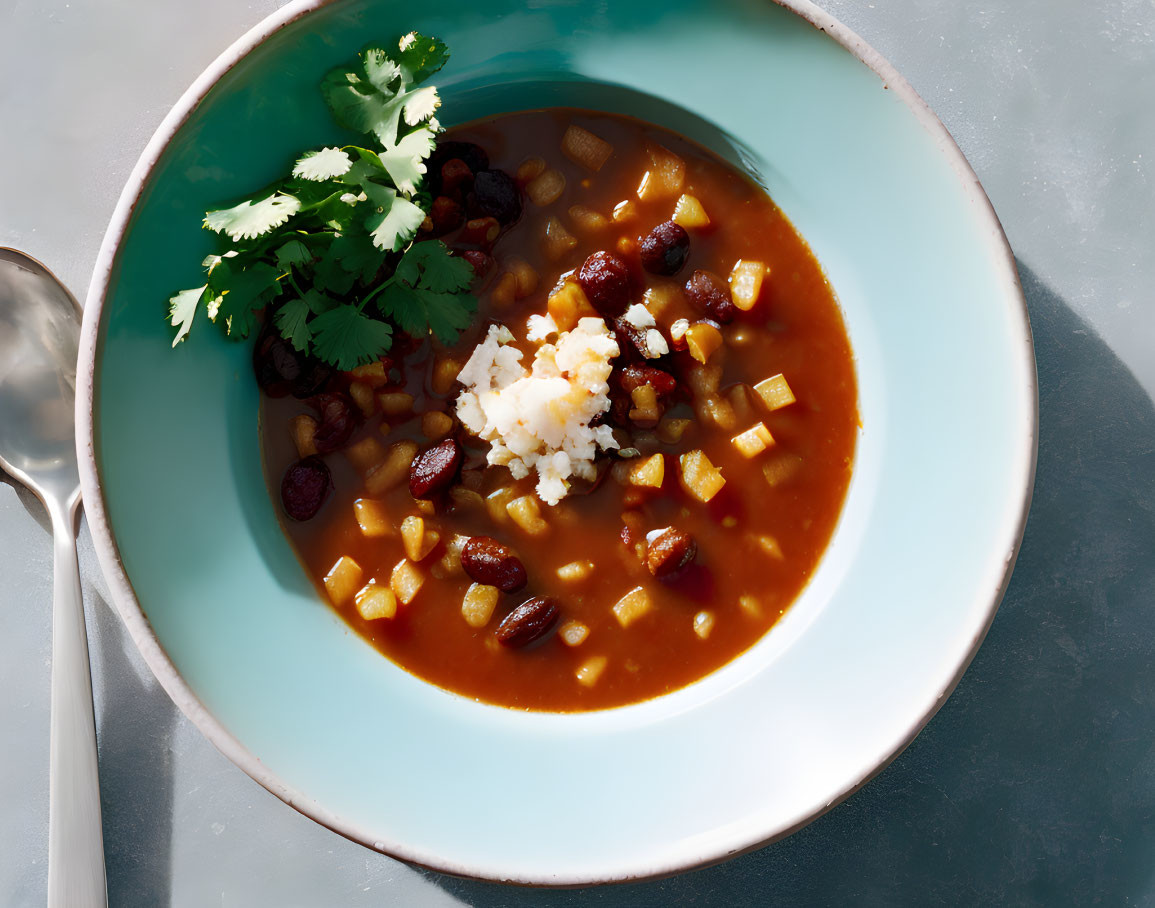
77 0 1036 884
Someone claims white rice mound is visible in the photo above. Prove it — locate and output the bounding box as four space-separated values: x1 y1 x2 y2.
455 317 621 504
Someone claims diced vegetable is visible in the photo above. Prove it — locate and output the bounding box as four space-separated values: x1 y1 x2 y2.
289 414 319 458
729 259 768 310
727 384 755 423
629 384 661 425
377 391 414 416
612 199 638 223
421 410 454 440
461 582 500 628
672 193 710 229
685 362 722 397
642 283 679 320
561 125 614 171
400 515 440 561
575 655 608 686
612 586 653 627
762 452 804 487
629 453 665 488
543 217 579 262
547 280 598 332
756 534 785 560
656 416 692 445
350 383 377 417
557 560 595 583
507 494 549 535
448 486 484 509
739 595 762 618
731 423 775 458
485 486 516 525
507 256 539 297
390 558 424 605
693 610 715 639
568 205 609 235
527 169 566 206
754 373 796 411
353 498 391 538
515 156 546 185
489 270 518 308
697 394 738 432
679 449 726 502
636 144 685 201
349 360 389 387
345 436 387 476
323 555 362 606
685 322 723 363
431 356 462 395
364 440 419 495
355 581 397 620
559 619 590 646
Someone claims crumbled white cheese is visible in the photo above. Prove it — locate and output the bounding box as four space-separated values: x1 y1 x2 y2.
455 318 621 504
623 302 656 329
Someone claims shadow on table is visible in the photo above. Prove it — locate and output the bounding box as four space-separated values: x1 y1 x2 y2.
428 262 1155 907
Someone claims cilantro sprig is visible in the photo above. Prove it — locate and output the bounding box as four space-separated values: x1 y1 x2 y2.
167 33 477 369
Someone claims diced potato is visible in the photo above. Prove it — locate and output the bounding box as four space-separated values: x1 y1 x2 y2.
489 270 519 308
350 360 389 388
697 394 738 432
679 450 726 503
507 256 539 297
355 581 397 621
557 560 595 583
568 205 609 235
757 534 785 560
377 391 414 416
400 515 440 561
636 144 685 201
576 655 608 687
739 595 762 618
728 384 755 423
693 610 715 639
685 322 724 364
656 417 692 445
515 156 547 185
431 356 462 396
732 423 775 458
527 169 566 206
353 498 391 538
629 453 665 488
729 259 768 311
670 318 691 350
762 453 804 488
390 558 424 605
686 362 723 397
439 534 470 575
289 414 318 458
421 410 454 440
612 586 653 628
672 193 710 229
364 440 419 495
547 281 598 332
616 236 637 257
485 486 516 524
348 382 376 417
562 125 614 171
449 486 484 509
629 384 660 425
642 283 679 321
559 620 590 646
543 217 578 263
345 436 388 476
507 495 548 535
415 498 436 517
323 556 363 607
754 374 796 411
461 582 500 628
612 199 638 223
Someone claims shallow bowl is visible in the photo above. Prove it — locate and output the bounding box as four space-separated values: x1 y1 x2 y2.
78 0 1036 884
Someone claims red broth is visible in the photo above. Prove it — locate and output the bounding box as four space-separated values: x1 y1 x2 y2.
262 109 858 711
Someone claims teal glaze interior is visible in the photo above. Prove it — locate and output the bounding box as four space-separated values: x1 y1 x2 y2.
91 0 1033 882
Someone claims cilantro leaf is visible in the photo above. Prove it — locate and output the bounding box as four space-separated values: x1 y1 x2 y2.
168 286 205 347
275 239 312 270
377 241 477 342
378 126 436 194
292 147 352 181
310 306 394 369
395 240 474 293
274 297 312 352
208 260 280 339
204 192 301 241
362 183 425 251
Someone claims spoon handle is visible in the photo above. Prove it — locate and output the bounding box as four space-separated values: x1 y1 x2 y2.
47 502 107 908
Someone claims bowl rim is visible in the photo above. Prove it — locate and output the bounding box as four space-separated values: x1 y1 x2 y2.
75 0 1038 886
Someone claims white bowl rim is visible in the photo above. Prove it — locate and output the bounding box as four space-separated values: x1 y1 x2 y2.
75 0 1038 886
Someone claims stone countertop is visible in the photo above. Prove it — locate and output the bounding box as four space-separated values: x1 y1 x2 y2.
2 1 1153 904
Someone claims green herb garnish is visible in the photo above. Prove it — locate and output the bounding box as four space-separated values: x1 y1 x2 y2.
167 32 476 369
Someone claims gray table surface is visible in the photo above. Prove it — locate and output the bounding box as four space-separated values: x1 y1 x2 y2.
3 0 1154 904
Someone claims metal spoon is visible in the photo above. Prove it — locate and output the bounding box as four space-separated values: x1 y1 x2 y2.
0 249 107 907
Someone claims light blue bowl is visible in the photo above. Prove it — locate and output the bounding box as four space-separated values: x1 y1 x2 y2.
77 0 1036 884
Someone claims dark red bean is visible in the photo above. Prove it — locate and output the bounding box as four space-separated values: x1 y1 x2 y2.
472 170 522 225
640 221 690 276
409 438 464 499
281 456 332 521
645 527 697 578
307 392 357 454
577 251 632 315
439 158 474 199
461 537 527 592
461 250 494 279
459 217 501 247
429 141 489 179
253 330 301 398
684 269 737 323
612 318 649 361
617 363 678 397
429 196 464 235
496 597 560 648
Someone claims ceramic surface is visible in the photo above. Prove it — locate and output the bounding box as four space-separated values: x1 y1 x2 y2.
76 0 1035 884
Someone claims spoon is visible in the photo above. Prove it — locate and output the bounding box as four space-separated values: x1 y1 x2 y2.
0 249 107 907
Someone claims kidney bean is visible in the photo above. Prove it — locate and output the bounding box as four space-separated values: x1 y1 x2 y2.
429 141 489 182
645 527 697 578
459 216 501 247
472 169 522 225
461 250 495 279
612 318 649 361
253 330 302 398
461 536 527 592
617 363 678 397
684 269 737 323
306 391 357 454
640 221 690 276
409 438 464 499
281 456 332 521
439 158 474 199
577 251 632 315
496 596 560 648
429 196 464 235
